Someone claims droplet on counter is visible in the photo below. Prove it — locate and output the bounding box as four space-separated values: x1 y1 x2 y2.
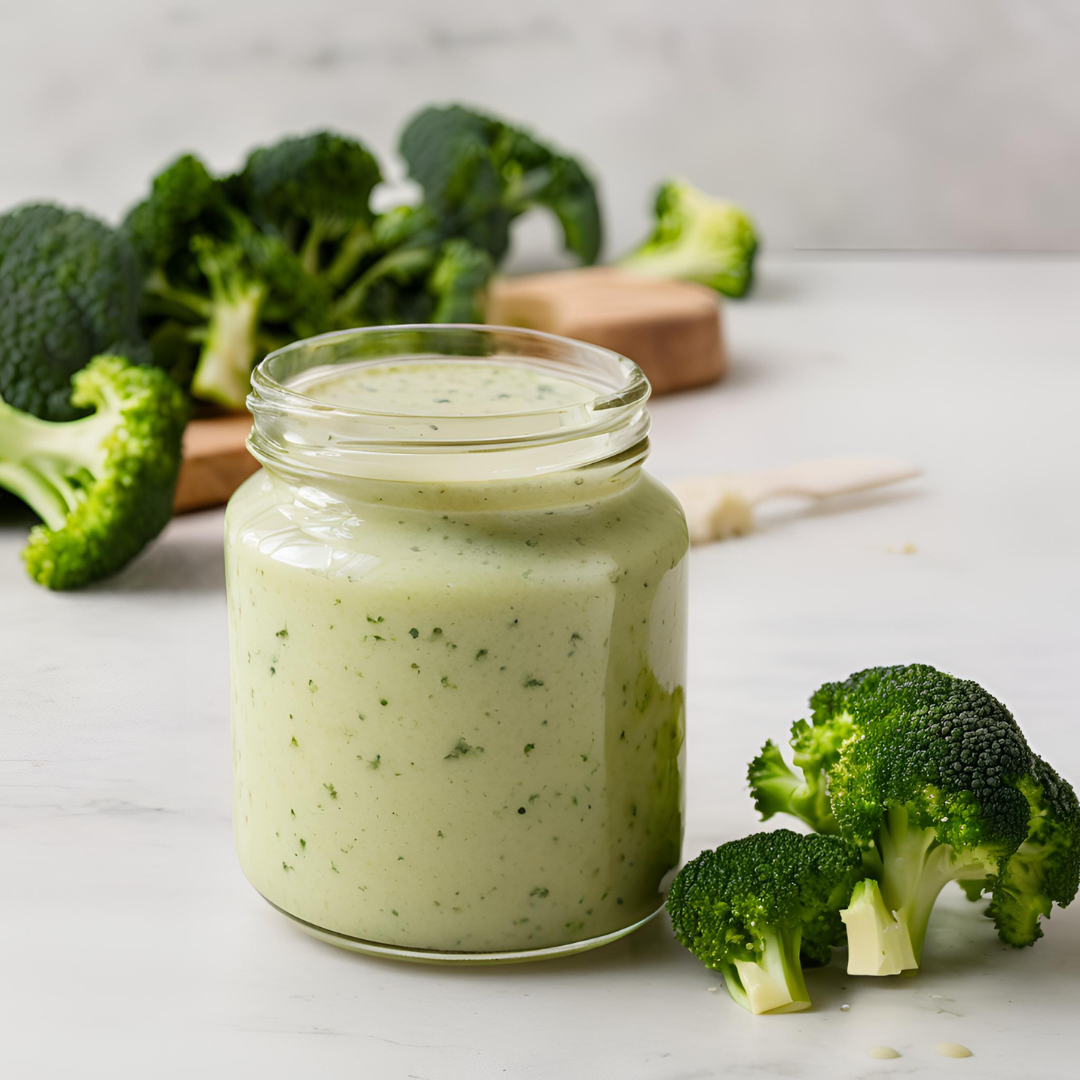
935 1042 973 1058
839 1004 850 1011
869 1047 900 1060
706 986 718 993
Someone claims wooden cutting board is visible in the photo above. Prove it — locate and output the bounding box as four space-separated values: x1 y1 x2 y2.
175 267 726 513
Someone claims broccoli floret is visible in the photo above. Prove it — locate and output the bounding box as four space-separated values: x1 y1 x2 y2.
0 355 187 589
332 237 493 329
990 755 1080 946
667 830 863 1014
619 179 758 298
429 239 495 322
0 204 146 421
126 152 325 410
235 132 382 279
823 664 1079 972
747 674 871 832
399 104 602 264
748 719 850 834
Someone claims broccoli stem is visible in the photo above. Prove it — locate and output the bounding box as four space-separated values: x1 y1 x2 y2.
190 285 266 410
840 878 917 976
323 223 376 289
140 270 212 321
299 220 329 277
723 927 811 1015
330 246 433 323
864 805 994 967
0 398 111 530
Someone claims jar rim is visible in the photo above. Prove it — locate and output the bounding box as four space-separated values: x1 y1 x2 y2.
247 324 652 483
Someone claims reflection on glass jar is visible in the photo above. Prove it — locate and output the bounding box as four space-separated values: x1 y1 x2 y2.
226 325 688 962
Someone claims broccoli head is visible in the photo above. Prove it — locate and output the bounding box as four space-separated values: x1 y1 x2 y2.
0 355 187 589
235 132 382 278
823 665 1079 972
399 104 602 265
667 830 863 1015
126 152 327 410
619 179 758 298
0 204 146 421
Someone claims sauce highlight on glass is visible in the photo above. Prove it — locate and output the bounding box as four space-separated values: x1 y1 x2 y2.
226 325 689 961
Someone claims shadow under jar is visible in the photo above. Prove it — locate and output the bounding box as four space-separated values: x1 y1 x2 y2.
226 325 688 962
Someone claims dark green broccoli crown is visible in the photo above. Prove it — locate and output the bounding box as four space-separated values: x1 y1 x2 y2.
0 204 145 421
123 154 230 276
399 104 601 264
238 132 382 234
829 665 1034 859
17 356 188 589
666 829 862 968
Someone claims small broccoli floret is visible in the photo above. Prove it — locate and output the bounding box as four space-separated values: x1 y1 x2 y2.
990 755 1080 947
236 131 382 279
619 179 758 298
748 721 848 835
127 152 328 410
399 104 602 264
826 664 1073 971
429 239 495 322
0 355 187 589
0 204 146 421
667 830 862 1015
748 678 865 833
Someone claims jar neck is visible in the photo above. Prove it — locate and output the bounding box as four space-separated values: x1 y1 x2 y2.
260 441 650 514
246 325 652 490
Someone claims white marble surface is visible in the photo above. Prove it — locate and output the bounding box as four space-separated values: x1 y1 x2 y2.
4 255 1080 1078
1 1 1079 254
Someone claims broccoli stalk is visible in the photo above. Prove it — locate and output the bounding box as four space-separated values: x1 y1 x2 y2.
187 239 267 409
0 355 187 589
840 805 997 975
667 830 863 1015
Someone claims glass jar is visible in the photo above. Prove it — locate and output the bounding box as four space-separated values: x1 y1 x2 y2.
226 325 688 962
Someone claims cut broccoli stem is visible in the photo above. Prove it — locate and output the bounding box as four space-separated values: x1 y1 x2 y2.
840 878 917 976
724 927 811 1015
190 284 266 410
867 805 995 966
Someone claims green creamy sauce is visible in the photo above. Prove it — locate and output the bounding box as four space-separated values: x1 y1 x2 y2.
295 358 596 415
227 359 688 953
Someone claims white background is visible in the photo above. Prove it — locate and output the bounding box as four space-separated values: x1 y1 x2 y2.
1 0 1079 254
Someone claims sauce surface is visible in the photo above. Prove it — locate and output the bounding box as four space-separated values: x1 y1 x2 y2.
295 358 596 415
228 358 688 954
